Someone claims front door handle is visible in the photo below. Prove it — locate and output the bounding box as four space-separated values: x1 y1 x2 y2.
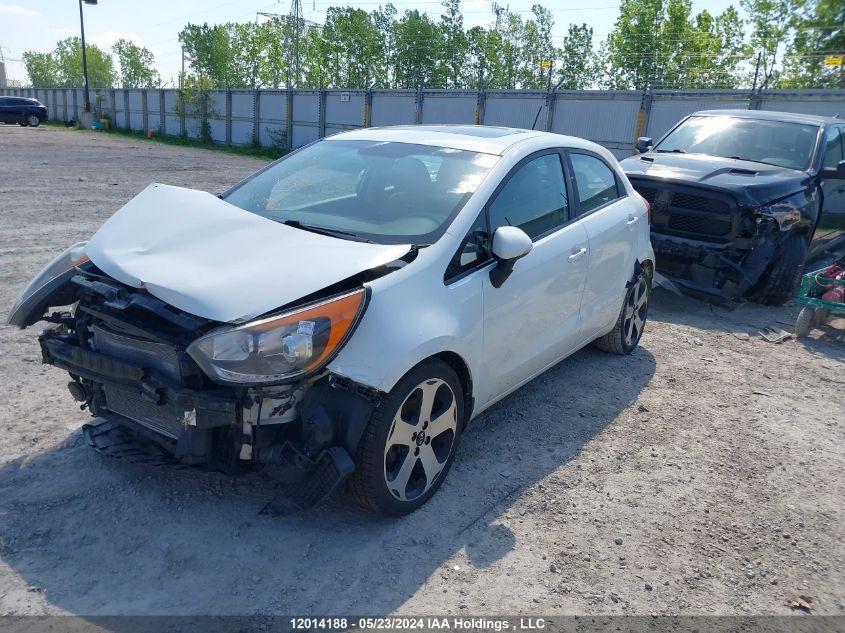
626 214 639 225
568 247 587 262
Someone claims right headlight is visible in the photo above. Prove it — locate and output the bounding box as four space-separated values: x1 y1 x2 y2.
187 288 368 385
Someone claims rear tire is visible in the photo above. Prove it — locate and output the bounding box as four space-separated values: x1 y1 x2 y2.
18 121 28 127
593 273 651 355
755 233 807 306
348 359 463 515
795 307 815 338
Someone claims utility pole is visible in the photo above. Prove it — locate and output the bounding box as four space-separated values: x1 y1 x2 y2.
492 2 507 31
78 0 98 113
289 0 303 88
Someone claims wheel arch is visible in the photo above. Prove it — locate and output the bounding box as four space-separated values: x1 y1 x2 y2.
430 351 474 424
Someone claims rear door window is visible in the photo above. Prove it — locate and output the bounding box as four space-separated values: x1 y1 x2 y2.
568 153 624 214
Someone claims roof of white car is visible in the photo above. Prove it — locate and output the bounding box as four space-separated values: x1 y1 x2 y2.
326 125 599 156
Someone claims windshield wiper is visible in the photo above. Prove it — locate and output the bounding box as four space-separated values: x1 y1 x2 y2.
281 219 371 242
654 148 686 153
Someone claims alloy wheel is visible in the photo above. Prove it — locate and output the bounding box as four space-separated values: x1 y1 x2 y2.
383 378 458 502
623 276 648 348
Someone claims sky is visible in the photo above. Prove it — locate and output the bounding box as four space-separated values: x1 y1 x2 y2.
0 0 741 86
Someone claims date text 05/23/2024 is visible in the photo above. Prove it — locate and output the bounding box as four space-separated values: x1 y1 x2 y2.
289 617 547 631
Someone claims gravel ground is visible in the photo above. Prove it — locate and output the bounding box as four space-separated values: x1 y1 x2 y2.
0 125 843 618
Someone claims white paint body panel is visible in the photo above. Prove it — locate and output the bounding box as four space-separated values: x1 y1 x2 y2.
327 129 654 416
85 183 411 323
79 128 653 419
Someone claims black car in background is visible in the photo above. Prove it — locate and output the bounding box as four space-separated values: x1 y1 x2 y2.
0 96 48 127
621 110 845 305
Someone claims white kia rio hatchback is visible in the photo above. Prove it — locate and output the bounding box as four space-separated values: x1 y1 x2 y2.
9 125 654 515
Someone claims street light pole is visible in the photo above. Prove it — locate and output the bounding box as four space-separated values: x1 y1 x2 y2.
78 0 97 113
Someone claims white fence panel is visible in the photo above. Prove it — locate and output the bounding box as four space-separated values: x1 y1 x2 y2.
552 92 641 146
421 92 476 124
371 92 416 127
326 91 364 127
484 93 547 129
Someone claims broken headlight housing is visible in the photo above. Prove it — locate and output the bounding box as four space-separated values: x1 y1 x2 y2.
187 288 368 385
7 242 90 328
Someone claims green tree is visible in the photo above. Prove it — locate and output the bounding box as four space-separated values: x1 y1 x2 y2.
393 10 446 88
464 26 500 89
37 37 115 88
557 24 598 90
779 0 845 88
606 0 748 89
112 39 159 88
178 23 232 87
740 0 796 89
440 0 468 88
22 51 60 87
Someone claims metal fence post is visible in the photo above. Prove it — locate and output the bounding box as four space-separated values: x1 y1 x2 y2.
72 89 78 121
318 89 326 138
286 89 294 150
414 88 423 125
634 89 653 145
159 90 166 136
364 89 372 127
179 88 186 137
475 90 486 125
226 90 233 145
123 89 130 129
544 90 556 132
253 88 260 146
142 89 148 132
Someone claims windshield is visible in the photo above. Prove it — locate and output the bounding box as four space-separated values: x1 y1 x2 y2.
224 139 499 244
655 115 819 171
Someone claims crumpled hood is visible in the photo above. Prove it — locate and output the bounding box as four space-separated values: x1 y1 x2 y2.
85 183 411 323
620 153 810 205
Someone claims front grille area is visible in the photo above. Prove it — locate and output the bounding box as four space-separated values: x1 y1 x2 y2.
668 215 733 236
671 192 731 215
629 178 737 241
91 324 183 383
103 383 185 439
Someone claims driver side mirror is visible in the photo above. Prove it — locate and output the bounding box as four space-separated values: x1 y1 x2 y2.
635 137 653 154
489 226 533 288
820 159 845 180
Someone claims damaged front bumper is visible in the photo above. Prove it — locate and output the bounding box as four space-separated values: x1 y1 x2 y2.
39 328 376 509
651 232 778 303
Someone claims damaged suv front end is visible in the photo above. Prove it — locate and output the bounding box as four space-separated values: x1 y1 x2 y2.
622 110 845 305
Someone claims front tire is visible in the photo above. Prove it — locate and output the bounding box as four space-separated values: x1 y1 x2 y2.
26 114 41 127
593 272 650 355
755 233 807 306
348 359 463 515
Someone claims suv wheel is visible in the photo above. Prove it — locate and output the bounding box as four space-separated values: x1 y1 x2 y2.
18 120 28 127
755 233 807 306
593 272 650 355
26 114 41 127
348 359 463 515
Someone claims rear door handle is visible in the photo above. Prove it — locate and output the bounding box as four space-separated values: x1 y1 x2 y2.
568 247 587 262
626 214 639 225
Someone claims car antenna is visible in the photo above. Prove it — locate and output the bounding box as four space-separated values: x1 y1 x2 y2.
531 105 543 130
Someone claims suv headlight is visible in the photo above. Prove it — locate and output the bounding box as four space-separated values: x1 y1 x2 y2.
7 242 89 328
187 288 368 385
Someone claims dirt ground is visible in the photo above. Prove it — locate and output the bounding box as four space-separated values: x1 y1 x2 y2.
0 125 843 618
